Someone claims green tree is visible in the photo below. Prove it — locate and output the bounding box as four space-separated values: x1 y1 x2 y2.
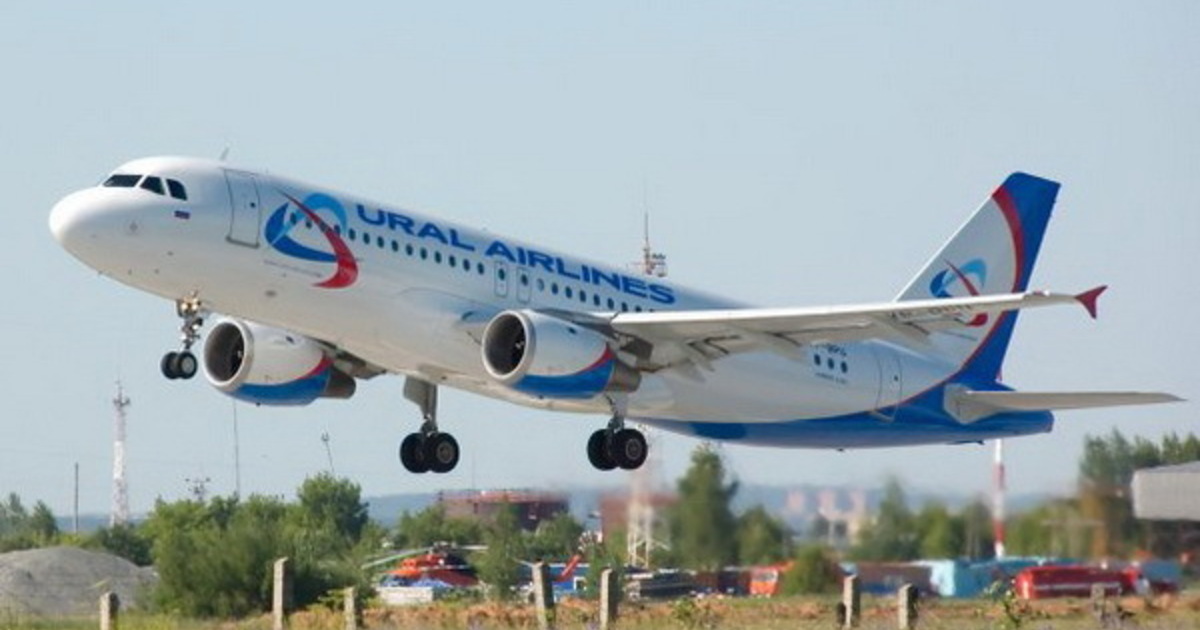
668 445 738 570
779 545 840 595
736 505 791 566
145 495 288 616
143 475 377 618
294 473 369 543
0 494 60 551
915 502 962 559
86 523 152 566
851 477 917 561
28 501 58 545
527 512 584 561
959 499 995 560
393 504 484 549
476 503 525 601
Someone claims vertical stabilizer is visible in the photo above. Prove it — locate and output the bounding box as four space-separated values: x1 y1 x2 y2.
895 173 1059 382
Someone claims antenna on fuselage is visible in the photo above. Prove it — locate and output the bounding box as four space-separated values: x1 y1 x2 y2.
218 146 231 162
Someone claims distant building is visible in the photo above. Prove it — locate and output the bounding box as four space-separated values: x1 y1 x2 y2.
438 490 568 532
1133 462 1200 521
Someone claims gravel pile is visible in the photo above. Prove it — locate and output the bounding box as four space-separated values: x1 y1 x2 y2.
0 546 157 617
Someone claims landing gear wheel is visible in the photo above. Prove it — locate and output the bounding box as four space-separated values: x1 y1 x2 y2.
161 351 198 380
587 429 617 471
425 433 460 474
161 352 180 380
612 428 648 470
175 351 198 379
399 433 430 473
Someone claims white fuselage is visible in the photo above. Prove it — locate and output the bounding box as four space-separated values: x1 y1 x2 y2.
51 156 1027 449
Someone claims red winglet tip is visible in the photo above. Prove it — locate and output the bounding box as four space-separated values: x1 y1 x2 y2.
1075 285 1108 319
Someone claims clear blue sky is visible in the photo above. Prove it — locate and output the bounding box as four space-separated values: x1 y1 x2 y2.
2 2 1195 517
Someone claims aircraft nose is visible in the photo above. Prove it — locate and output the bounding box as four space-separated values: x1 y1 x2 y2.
49 189 103 249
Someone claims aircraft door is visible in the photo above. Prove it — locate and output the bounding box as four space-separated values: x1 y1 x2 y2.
515 267 532 303
224 170 261 247
872 346 904 421
493 260 509 298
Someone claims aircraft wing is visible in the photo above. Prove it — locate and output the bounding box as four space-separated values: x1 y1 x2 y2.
606 288 1105 369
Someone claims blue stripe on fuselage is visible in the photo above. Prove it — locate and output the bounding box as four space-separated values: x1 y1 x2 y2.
636 383 1054 448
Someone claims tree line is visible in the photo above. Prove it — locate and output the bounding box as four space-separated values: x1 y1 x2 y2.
0 429 1194 615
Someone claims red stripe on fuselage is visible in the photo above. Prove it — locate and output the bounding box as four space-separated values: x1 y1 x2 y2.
283 193 360 289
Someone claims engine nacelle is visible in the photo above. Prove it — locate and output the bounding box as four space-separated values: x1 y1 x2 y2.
482 310 640 399
202 319 355 406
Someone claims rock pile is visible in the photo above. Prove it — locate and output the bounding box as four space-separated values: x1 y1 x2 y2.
0 546 156 616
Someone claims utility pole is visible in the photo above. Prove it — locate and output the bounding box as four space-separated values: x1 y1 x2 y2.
73 462 79 535
993 440 1007 559
232 400 242 497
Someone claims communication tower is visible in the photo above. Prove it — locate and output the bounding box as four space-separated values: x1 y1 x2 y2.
626 209 668 567
110 382 130 526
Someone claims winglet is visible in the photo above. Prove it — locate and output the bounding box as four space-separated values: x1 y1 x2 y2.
1075 285 1108 319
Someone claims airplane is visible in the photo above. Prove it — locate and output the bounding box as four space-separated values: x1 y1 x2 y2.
48 157 1179 474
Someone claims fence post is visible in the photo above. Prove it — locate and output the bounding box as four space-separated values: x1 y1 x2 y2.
897 583 919 629
344 587 358 630
532 561 555 630
273 557 291 630
99 591 119 630
1090 583 1109 624
599 568 619 630
842 575 860 628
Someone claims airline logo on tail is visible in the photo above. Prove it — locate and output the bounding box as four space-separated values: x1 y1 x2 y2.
930 258 989 326
264 192 359 289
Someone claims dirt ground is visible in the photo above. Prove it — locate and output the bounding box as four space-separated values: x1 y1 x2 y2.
7 591 1200 629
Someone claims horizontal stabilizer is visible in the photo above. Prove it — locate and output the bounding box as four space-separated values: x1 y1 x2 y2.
945 387 1182 423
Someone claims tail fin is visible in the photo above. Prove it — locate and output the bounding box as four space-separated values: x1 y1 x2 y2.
895 173 1060 382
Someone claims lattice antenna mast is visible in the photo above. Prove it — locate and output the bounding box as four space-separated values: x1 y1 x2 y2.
637 209 668 279
626 200 668 567
110 382 131 526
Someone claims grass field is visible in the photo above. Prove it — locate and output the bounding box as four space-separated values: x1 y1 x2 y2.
6 592 1200 629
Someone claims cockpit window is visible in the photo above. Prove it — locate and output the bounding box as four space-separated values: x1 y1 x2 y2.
140 176 165 195
166 179 188 200
102 174 141 188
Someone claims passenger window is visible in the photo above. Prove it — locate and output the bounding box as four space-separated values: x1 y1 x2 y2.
166 179 188 200
102 174 141 188
140 176 165 195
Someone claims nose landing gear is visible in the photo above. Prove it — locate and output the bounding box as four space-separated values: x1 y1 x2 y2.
161 296 205 380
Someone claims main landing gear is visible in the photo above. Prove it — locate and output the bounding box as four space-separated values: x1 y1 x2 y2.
398 378 460 474
162 296 204 380
586 397 648 471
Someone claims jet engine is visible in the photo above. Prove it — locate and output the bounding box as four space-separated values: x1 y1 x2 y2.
202 319 355 406
481 310 640 399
